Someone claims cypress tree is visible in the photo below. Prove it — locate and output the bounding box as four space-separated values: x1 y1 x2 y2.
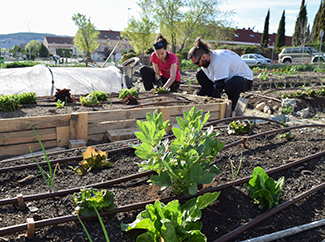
275 10 286 48
261 9 270 48
310 0 325 41
292 0 308 46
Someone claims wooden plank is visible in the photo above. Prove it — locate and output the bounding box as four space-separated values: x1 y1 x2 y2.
158 107 171 122
88 133 107 143
0 128 56 146
0 140 58 158
70 113 78 140
57 126 70 147
87 107 157 123
77 113 88 142
106 128 138 141
169 103 220 116
0 115 70 133
88 119 139 135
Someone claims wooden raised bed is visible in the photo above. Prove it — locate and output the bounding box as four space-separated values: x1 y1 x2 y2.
0 95 231 159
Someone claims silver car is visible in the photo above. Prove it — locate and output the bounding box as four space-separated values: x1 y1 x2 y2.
241 53 272 65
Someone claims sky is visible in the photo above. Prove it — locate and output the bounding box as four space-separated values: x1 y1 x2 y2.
0 0 322 37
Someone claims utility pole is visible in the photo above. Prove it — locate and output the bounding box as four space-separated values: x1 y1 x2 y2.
28 22 31 60
127 8 131 53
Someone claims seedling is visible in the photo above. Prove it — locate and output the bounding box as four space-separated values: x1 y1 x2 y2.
70 146 113 175
244 166 284 210
29 124 58 192
281 106 293 115
280 132 294 140
121 192 220 241
54 99 65 108
227 120 255 135
230 152 243 180
152 86 169 94
121 94 138 105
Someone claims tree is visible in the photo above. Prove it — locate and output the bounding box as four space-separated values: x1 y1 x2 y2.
292 0 308 46
261 9 270 48
38 43 49 58
25 40 40 60
310 0 325 42
72 13 99 67
121 0 157 58
137 0 232 53
275 10 286 48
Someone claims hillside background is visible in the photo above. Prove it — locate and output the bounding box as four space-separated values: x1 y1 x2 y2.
0 33 70 49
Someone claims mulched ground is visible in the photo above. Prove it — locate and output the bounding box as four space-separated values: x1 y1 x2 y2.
0 70 324 242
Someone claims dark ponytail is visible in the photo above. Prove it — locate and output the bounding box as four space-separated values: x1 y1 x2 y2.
188 36 211 59
153 33 168 50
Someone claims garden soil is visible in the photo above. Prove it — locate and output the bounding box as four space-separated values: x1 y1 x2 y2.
0 70 324 242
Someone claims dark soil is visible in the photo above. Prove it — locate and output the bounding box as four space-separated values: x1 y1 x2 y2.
0 70 324 242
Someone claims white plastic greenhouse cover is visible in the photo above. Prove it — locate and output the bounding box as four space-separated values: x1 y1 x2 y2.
0 64 126 96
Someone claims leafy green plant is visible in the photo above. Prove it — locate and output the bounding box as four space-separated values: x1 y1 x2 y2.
131 107 224 196
18 92 37 104
73 187 115 216
29 124 58 192
121 192 220 242
281 106 293 115
279 131 294 140
0 94 20 112
227 120 255 135
80 93 100 106
71 146 113 175
119 88 139 99
54 99 65 108
91 91 108 102
244 167 284 209
152 86 169 94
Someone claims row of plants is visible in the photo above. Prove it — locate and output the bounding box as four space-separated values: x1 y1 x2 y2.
26 107 286 241
282 87 325 99
252 64 325 76
0 92 36 111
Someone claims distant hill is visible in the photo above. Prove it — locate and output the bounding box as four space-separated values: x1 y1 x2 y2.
0 32 72 49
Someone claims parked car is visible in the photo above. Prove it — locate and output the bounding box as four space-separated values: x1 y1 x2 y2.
241 53 272 65
278 47 325 64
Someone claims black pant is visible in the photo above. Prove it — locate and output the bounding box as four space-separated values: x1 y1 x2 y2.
140 66 179 92
196 69 252 110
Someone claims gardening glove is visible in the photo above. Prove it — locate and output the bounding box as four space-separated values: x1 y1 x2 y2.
211 80 225 98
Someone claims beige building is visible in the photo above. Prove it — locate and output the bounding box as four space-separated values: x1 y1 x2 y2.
43 30 130 61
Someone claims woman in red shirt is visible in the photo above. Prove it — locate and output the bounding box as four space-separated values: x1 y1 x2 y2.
140 34 181 92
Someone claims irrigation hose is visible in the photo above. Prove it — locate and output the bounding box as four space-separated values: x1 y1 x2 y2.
0 151 323 236
212 182 325 242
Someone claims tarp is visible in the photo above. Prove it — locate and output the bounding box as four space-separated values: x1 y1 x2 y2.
0 64 126 96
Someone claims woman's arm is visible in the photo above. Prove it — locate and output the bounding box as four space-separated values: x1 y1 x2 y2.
152 63 161 79
163 63 177 88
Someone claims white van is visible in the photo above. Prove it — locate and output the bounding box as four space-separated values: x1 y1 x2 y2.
278 47 325 64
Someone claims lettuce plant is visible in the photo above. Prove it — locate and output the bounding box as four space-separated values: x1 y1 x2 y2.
244 166 284 210
80 93 100 106
119 88 139 99
131 107 224 196
91 91 108 102
71 146 113 175
227 120 255 135
121 192 220 242
73 187 115 217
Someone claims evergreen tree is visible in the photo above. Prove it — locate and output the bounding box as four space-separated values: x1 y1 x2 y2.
38 43 49 58
310 0 325 42
275 10 286 48
292 0 308 46
261 9 270 48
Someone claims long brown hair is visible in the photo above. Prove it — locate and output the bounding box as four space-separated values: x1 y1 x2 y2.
188 36 212 59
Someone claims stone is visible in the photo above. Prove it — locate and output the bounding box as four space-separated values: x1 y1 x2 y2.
263 105 271 113
281 98 296 111
296 107 309 118
255 102 266 111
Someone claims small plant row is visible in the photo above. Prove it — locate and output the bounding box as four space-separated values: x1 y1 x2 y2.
0 92 36 111
252 64 325 76
282 87 325 99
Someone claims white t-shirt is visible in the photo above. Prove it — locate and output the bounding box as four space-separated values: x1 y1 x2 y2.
201 49 253 82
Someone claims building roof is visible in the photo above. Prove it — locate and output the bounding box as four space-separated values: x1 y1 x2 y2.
44 36 74 44
230 28 292 46
98 30 123 40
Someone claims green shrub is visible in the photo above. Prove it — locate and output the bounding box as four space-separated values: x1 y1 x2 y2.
181 59 198 70
3 61 40 68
